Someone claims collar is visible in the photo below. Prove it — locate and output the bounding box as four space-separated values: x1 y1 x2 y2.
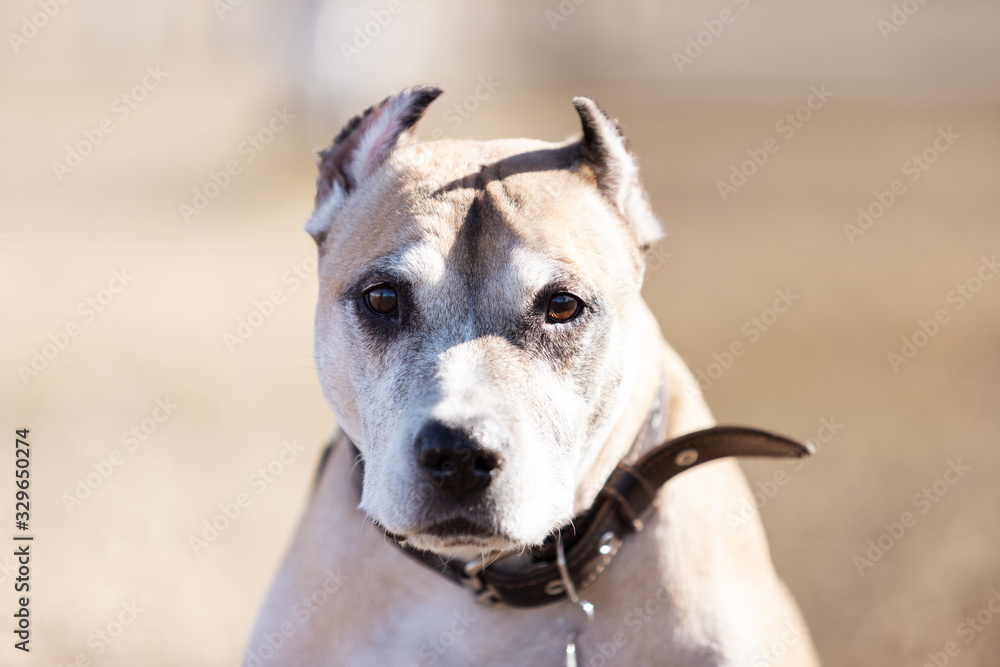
316 390 813 609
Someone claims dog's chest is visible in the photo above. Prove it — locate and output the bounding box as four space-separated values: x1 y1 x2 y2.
298 572 670 667
273 506 695 667
264 489 649 664
331 598 570 666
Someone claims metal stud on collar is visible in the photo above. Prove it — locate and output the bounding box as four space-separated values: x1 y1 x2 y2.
675 448 699 466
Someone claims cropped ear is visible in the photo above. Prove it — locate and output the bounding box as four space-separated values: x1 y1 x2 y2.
572 97 663 250
305 85 443 243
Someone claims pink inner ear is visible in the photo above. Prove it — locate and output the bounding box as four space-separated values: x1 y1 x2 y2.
347 108 390 185
346 94 420 188
318 102 393 198
316 86 442 207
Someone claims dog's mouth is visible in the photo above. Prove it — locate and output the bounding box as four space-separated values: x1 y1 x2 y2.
388 515 518 554
422 516 494 539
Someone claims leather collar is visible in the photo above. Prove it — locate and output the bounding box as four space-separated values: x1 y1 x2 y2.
315 395 813 608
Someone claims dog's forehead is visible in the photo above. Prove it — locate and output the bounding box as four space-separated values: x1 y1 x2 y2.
321 137 638 295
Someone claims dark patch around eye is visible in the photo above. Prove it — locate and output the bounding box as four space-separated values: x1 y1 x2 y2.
341 271 418 370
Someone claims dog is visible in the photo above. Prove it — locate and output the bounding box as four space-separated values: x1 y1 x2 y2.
246 85 820 666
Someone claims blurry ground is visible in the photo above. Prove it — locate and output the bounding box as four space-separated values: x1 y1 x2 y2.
2 68 999 666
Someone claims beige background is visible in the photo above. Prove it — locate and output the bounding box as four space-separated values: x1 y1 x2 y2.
1 1 999 665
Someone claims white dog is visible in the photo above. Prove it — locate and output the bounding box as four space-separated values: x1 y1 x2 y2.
247 86 820 667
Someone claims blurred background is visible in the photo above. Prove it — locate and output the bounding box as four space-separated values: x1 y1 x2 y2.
2 1 999 665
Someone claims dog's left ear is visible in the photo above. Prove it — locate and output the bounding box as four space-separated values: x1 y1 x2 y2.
573 97 663 251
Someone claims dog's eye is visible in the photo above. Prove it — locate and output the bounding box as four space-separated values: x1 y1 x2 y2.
546 293 582 323
364 285 398 315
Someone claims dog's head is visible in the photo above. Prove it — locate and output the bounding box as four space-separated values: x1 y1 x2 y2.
307 86 663 556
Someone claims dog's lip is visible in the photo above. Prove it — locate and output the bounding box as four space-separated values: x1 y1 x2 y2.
420 516 496 538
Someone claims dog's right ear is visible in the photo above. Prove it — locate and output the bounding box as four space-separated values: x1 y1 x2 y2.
305 85 443 244
573 97 663 251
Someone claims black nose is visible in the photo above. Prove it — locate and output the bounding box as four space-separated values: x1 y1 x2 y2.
415 421 501 502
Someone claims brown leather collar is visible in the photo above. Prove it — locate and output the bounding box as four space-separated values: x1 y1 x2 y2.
316 399 813 608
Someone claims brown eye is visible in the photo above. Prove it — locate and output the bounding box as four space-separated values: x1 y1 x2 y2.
546 293 581 323
365 285 398 315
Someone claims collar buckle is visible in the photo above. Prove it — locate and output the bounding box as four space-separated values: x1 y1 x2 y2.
462 556 500 606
